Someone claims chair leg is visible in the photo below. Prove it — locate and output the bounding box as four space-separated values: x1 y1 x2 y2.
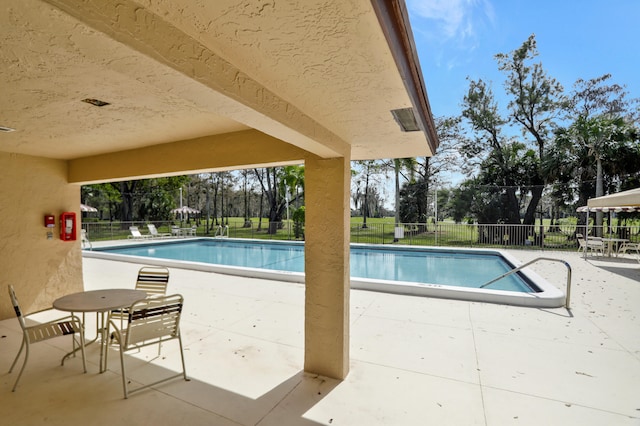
11 340 30 392
8 338 25 373
178 334 189 381
119 342 129 399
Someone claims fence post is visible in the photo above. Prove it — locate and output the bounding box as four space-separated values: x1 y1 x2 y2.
382 223 386 245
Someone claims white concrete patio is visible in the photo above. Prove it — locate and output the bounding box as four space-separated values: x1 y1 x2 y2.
1 249 639 425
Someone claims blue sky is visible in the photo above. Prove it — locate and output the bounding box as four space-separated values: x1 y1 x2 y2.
406 0 640 119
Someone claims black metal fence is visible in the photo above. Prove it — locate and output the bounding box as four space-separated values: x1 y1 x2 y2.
82 220 640 251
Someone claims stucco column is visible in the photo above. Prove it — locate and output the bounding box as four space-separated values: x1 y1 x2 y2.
303 155 351 379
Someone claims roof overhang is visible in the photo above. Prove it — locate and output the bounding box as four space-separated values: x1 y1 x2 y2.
1 0 438 180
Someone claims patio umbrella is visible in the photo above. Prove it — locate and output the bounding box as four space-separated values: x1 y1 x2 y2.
577 205 640 213
80 203 98 212
170 206 200 215
171 206 200 223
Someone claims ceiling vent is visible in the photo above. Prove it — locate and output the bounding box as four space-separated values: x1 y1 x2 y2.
390 108 421 132
82 98 110 107
0 126 16 132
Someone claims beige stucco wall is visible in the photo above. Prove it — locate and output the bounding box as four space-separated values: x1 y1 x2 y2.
0 152 83 319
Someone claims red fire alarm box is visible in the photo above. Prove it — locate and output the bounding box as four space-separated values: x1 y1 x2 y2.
44 214 55 228
60 212 76 241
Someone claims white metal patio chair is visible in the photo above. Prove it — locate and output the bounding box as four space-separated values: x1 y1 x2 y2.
106 294 189 398
110 266 170 353
618 241 640 256
7 285 86 391
134 266 170 296
81 229 92 250
576 233 604 256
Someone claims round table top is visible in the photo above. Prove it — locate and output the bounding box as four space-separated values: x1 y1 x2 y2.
53 289 147 313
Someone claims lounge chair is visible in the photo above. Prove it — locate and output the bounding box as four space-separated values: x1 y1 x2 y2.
576 233 604 256
128 226 152 239
147 224 172 238
7 285 87 391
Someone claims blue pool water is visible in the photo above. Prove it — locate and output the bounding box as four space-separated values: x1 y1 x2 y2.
96 239 537 293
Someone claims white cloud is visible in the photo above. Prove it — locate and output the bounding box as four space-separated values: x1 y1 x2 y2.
408 0 494 42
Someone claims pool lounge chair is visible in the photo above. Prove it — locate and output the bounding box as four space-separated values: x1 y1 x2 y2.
128 226 152 239
147 224 172 239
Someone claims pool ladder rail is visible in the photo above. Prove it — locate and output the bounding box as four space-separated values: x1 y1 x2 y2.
214 225 229 238
479 257 572 310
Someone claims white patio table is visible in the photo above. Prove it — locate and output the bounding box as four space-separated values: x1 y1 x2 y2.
53 289 147 373
601 237 629 257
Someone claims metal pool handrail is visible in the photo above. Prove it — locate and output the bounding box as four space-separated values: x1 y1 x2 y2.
214 225 229 238
479 257 572 309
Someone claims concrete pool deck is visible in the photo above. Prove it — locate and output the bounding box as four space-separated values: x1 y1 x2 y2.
1 248 639 425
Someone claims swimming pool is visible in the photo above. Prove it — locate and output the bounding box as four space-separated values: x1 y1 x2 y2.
84 238 564 307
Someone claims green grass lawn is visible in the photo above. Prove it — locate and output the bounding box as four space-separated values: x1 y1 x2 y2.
84 215 639 250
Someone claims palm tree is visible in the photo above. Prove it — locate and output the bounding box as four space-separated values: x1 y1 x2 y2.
392 158 416 237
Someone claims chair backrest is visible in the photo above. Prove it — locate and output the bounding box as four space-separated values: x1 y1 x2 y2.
135 266 169 296
124 294 183 347
8 286 27 330
147 224 159 236
129 226 142 237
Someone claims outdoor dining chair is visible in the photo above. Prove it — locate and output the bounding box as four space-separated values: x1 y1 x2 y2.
7 285 86 391
576 233 604 256
106 294 189 398
111 266 170 353
135 266 170 296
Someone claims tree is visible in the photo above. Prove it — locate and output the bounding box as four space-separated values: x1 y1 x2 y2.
254 166 304 234
139 177 189 222
398 176 429 224
544 73 640 233
495 35 565 225
84 177 188 223
379 157 416 228
240 169 252 227
461 79 522 224
548 115 639 234
353 160 383 228
82 183 121 220
460 34 565 233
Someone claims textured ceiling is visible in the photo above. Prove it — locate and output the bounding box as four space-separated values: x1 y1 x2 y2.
0 0 435 165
